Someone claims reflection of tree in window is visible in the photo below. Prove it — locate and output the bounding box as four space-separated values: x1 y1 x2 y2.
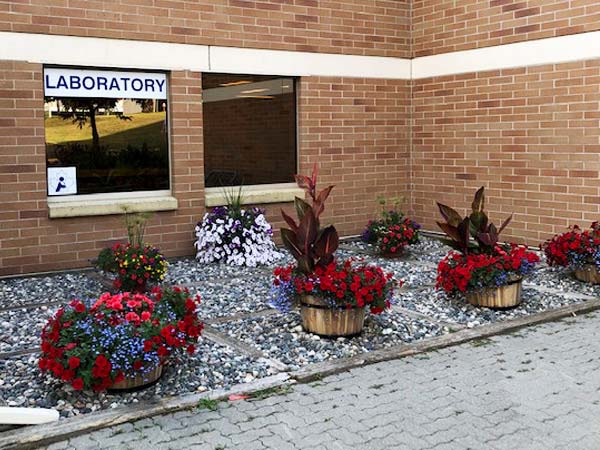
44 97 169 195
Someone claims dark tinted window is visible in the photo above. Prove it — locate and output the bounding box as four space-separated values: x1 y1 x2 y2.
202 73 297 187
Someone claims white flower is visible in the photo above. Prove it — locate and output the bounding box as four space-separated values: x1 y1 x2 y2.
194 207 282 267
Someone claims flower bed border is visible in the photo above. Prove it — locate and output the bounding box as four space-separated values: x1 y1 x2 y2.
3 296 600 450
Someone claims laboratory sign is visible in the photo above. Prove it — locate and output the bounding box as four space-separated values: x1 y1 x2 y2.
44 68 167 100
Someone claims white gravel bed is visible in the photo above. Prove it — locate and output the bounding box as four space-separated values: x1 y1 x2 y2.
0 338 272 418
397 286 590 328
526 266 600 297
0 306 54 354
213 310 443 371
187 278 274 320
0 273 105 309
367 258 436 288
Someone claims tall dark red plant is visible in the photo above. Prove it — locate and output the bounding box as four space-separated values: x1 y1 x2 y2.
280 165 339 274
437 187 512 255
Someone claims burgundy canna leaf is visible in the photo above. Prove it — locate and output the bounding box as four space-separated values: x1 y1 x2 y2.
471 186 485 213
294 197 312 221
281 228 302 260
436 222 462 243
281 209 298 232
297 209 318 254
437 203 462 227
498 214 512 235
313 225 339 258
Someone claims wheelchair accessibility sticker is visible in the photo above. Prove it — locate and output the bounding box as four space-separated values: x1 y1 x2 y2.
47 167 77 196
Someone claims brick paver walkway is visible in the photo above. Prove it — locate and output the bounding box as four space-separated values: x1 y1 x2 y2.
44 311 600 450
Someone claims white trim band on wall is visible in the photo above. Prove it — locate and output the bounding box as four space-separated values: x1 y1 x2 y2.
412 30 600 79
0 31 411 80
3 30 600 80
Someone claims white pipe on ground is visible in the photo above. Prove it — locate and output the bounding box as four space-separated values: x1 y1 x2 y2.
0 407 59 425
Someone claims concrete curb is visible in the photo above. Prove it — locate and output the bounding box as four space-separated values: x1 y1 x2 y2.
292 297 600 382
0 374 292 450
3 297 600 450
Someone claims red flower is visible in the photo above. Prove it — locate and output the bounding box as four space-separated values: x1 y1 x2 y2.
71 378 84 390
62 370 75 382
125 312 140 323
72 301 86 313
113 372 125 384
68 356 80 369
133 361 143 370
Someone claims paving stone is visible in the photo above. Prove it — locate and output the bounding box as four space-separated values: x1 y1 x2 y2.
44 311 600 450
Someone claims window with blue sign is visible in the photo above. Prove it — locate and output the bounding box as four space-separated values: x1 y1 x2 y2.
43 67 170 196
202 73 297 188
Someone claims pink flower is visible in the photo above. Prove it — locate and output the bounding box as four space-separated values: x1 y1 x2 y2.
125 312 140 323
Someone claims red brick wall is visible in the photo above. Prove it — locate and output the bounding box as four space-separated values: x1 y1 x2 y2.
0 63 204 276
1 0 410 58
412 0 600 57
412 60 600 243
0 64 411 275
298 77 412 237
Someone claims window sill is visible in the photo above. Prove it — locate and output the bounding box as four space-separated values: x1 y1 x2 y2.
47 195 178 218
205 183 304 207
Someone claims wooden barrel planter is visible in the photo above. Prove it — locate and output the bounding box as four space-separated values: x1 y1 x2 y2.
573 265 600 284
465 279 522 309
300 295 365 337
380 250 405 259
108 365 163 391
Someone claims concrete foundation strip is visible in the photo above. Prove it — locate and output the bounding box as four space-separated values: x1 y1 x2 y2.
0 373 293 450
2 296 600 449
